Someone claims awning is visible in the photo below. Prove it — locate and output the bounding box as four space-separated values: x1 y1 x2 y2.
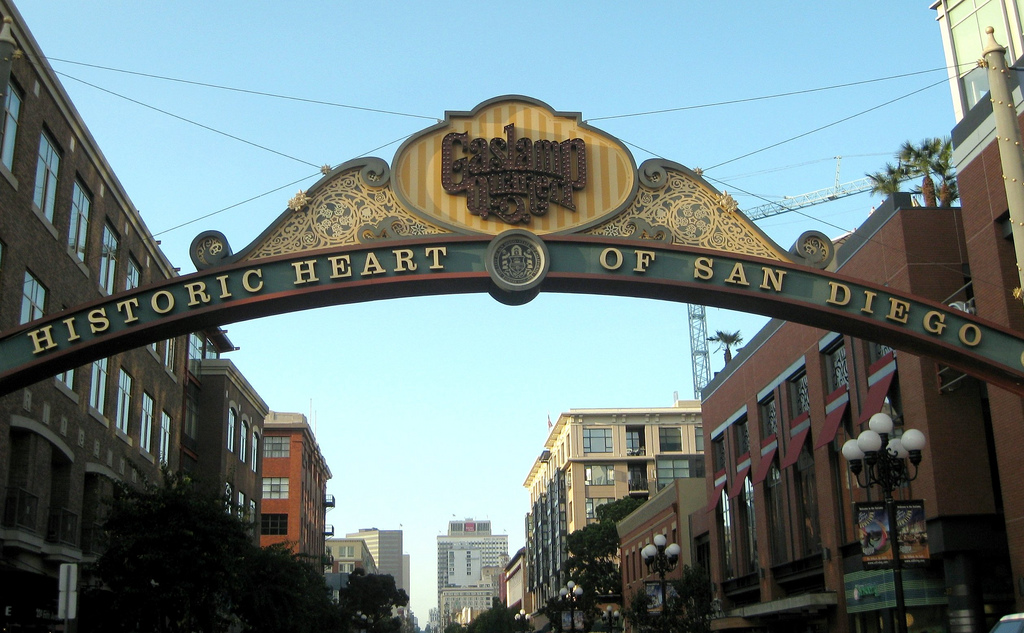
780 427 810 469
727 465 751 499
860 371 896 422
750 446 778 484
706 480 727 512
814 392 849 449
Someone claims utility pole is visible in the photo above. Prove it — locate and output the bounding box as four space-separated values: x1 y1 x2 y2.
983 26 1024 306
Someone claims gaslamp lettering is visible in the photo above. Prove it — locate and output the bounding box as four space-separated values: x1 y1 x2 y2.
694 257 714 281
959 323 982 346
600 248 623 270
242 269 264 293
440 123 587 225
27 325 56 354
633 250 655 273
292 260 319 285
393 249 417 272
185 282 211 307
724 262 749 286
827 282 850 306
88 308 110 334
116 298 140 323
886 298 911 324
361 252 387 276
861 290 877 314
760 268 786 292
151 291 175 314
329 255 352 279
923 310 947 335
215 275 232 299
425 247 447 270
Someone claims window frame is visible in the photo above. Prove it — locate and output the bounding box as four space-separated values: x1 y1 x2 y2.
33 131 60 222
1 81 22 171
20 270 46 324
582 427 613 454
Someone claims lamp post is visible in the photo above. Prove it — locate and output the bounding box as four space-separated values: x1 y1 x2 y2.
558 580 584 631
352 611 369 633
842 412 927 633
601 605 621 632
515 608 532 632
641 534 681 615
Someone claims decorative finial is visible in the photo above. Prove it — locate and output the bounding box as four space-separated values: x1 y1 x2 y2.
718 191 738 214
320 164 331 176
1014 286 1023 301
983 25 1006 57
287 190 310 211
693 167 704 177
0 15 16 49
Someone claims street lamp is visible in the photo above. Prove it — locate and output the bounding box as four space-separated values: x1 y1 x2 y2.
558 580 585 631
515 608 532 632
352 611 369 633
641 534 681 614
842 412 927 633
601 605 621 632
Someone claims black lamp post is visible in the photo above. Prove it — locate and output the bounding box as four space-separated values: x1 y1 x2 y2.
558 581 584 631
515 608 532 632
352 611 369 633
641 534 681 614
601 605 621 632
842 412 927 633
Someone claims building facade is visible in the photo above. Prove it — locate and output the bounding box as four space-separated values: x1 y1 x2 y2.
347 528 405 594
701 194 1007 632
523 402 705 607
437 519 509 624
260 412 332 560
325 536 378 574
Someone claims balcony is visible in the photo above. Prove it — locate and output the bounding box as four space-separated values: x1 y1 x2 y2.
325 494 336 508
2 486 39 532
324 524 335 537
46 507 80 547
626 447 647 457
81 522 106 557
627 477 650 496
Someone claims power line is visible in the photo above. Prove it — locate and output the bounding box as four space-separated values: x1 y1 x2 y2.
584 68 948 122
44 55 441 122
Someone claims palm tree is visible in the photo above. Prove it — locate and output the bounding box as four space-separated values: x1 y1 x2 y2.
930 137 959 207
708 330 743 364
898 138 946 208
866 162 908 198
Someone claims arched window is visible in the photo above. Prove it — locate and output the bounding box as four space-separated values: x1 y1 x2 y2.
240 420 249 463
227 408 237 453
251 433 259 472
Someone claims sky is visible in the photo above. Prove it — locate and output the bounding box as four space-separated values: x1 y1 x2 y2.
14 1 958 621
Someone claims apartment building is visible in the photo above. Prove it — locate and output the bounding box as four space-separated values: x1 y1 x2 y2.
523 402 705 606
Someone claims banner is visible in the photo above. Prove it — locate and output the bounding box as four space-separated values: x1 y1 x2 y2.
856 500 929 569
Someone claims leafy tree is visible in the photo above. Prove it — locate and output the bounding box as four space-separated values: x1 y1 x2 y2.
235 543 341 633
466 604 517 633
707 330 743 364
86 471 255 633
338 569 410 633
443 623 467 633
624 565 712 633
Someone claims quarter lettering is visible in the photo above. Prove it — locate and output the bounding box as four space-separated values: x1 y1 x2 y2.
633 250 656 273
329 255 352 279
242 269 264 293
760 268 787 292
923 311 947 335
151 291 175 314
827 282 850 306
88 308 110 334
27 326 56 354
394 249 417 272
725 262 749 286
185 282 211 307
292 260 319 285
886 298 910 324
361 252 387 276
425 247 447 270
694 257 714 281
600 248 623 271
959 323 982 346
116 298 140 323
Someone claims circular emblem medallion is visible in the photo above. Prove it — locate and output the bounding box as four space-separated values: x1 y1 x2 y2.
485 230 550 293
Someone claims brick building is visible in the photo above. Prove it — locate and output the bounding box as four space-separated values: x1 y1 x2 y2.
700 194 1007 632
259 412 332 560
0 2 270 628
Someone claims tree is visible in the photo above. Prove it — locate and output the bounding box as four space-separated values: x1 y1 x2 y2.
707 330 743 364
338 569 410 633
866 161 908 198
624 565 713 633
235 543 341 633
86 471 255 633
465 604 517 633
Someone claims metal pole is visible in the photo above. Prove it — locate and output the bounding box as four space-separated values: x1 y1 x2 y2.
984 26 1024 305
886 490 908 633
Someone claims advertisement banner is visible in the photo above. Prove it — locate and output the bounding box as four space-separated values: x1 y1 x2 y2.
856 500 929 569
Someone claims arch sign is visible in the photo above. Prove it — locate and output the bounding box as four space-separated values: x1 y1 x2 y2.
2 96 1024 395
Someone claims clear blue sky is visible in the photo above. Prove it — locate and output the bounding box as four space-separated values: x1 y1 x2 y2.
16 1 955 621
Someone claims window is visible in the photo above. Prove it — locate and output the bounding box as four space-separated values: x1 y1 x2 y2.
789 371 810 418
264 435 289 458
68 181 91 261
89 357 108 413
188 333 204 364
55 367 73 391
759 396 778 438
656 456 705 483
164 337 176 372
99 223 119 294
115 369 132 434
140 392 154 453
585 497 612 519
582 428 613 453
250 433 259 472
659 427 683 452
226 408 237 453
734 417 749 457
719 489 733 579
825 343 848 392
1 83 22 170
584 464 614 486
240 420 249 463
20 270 46 324
626 428 643 455
159 411 171 465
33 132 60 222
262 477 289 499
695 425 704 452
795 445 821 556
126 256 141 290
742 478 757 574
766 465 787 564
712 437 726 472
184 385 199 440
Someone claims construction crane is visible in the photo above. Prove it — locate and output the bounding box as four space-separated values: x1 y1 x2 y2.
688 157 879 398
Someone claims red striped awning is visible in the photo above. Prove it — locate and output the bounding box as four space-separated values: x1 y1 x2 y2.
727 465 752 499
815 393 849 449
780 427 810 469
860 371 896 422
751 446 778 484
706 480 727 512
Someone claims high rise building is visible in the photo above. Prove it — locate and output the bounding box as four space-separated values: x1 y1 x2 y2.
260 412 332 559
437 519 509 623
347 528 405 591
523 402 705 606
